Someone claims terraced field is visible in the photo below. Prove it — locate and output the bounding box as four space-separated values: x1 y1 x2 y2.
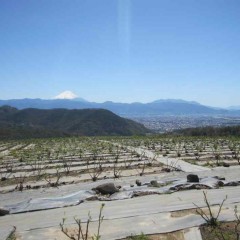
1 136 240 240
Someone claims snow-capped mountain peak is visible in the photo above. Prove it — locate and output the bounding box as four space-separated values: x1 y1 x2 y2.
54 91 78 100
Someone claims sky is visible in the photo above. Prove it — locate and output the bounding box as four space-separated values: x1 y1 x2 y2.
0 0 240 107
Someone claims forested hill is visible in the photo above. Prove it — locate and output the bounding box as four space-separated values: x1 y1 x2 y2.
173 125 240 137
0 106 149 139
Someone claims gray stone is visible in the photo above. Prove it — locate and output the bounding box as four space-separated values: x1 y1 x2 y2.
149 180 162 188
93 183 119 195
217 181 224 187
223 162 230 167
0 208 9 216
135 180 142 186
187 174 199 183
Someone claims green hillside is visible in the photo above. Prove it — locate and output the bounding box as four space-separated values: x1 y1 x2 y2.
0 106 149 139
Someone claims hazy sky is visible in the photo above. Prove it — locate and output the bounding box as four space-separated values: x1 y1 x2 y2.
0 0 240 107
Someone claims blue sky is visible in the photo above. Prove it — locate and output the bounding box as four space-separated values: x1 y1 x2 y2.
0 0 239 107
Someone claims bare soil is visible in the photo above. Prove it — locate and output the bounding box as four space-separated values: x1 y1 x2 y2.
123 230 184 240
200 221 240 240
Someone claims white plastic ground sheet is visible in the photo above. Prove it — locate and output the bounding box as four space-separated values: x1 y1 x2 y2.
184 227 203 240
1 194 240 240
3 176 239 214
4 190 96 214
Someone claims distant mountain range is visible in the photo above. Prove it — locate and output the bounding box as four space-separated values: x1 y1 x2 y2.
0 97 239 117
0 106 149 139
228 106 240 110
